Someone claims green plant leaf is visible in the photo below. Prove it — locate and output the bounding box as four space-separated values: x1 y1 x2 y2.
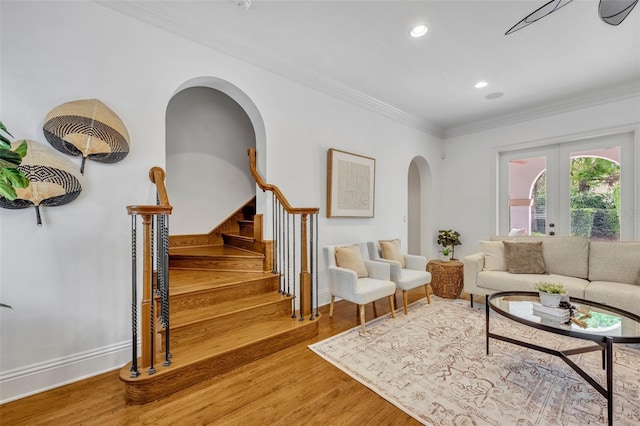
1 167 29 188
0 121 12 137
0 180 18 200
14 141 28 158
0 136 11 150
0 149 23 166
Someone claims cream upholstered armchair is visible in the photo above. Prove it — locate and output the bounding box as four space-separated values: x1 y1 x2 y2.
367 239 432 314
323 243 396 334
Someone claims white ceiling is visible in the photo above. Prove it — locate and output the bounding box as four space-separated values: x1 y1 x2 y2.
100 0 640 138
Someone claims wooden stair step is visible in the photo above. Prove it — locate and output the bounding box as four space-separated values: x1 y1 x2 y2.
171 292 292 328
238 219 254 237
120 318 319 404
222 233 265 255
169 273 280 314
170 244 264 271
168 270 277 294
165 293 293 347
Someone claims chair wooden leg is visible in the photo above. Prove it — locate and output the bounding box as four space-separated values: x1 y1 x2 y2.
388 295 396 318
329 295 335 317
402 290 409 315
359 304 366 334
372 301 378 317
425 284 431 304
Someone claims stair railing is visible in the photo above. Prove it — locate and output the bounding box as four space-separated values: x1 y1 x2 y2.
248 149 320 320
126 167 173 377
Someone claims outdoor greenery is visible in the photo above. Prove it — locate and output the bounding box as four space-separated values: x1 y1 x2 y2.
531 156 620 240
0 121 29 201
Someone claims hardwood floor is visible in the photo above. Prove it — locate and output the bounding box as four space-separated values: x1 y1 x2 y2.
0 290 478 425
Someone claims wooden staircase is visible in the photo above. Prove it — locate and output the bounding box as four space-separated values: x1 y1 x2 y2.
119 201 319 404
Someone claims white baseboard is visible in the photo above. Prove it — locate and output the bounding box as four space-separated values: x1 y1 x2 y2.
0 340 133 404
0 291 333 404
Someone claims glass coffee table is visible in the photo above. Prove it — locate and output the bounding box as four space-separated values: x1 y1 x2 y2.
486 291 640 426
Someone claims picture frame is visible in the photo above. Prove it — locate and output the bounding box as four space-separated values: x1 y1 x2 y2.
326 148 375 218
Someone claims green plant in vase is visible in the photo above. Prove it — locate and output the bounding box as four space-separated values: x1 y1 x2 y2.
535 281 566 308
437 229 461 260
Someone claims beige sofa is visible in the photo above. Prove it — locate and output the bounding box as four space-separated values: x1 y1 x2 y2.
463 236 640 317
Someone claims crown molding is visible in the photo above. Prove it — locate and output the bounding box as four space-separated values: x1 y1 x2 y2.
96 1 444 138
443 81 640 139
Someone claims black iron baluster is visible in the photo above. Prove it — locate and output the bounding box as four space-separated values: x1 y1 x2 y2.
314 213 320 318
148 219 156 375
309 213 315 320
130 214 139 377
162 214 171 366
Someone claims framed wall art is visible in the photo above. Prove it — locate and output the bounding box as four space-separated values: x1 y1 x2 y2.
326 148 375 218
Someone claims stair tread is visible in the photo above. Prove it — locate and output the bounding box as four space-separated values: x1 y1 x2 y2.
171 292 291 326
170 244 261 257
223 233 254 241
169 270 277 294
123 318 317 382
172 318 311 356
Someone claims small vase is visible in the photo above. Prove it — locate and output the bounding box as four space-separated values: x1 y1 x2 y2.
539 291 562 308
440 254 451 262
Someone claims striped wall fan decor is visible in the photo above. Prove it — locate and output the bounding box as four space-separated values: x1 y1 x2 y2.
0 140 82 226
43 99 130 174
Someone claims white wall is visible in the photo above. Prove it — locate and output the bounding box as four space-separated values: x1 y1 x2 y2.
0 1 441 402
166 87 256 235
442 97 640 260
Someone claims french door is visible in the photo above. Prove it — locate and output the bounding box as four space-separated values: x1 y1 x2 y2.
498 132 635 240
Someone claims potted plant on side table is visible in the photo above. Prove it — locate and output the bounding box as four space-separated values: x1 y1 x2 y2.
439 247 452 262
437 229 461 260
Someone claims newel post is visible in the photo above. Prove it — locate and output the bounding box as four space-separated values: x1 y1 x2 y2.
299 213 311 317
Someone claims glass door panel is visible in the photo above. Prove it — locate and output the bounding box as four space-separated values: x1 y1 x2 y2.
568 147 621 241
508 156 546 236
499 132 634 239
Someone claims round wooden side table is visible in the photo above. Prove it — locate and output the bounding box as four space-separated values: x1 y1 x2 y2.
427 259 464 299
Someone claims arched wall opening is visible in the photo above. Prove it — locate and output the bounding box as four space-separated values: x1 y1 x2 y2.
407 156 433 257
165 77 267 235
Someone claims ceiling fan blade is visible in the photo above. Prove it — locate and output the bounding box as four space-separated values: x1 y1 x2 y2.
599 0 638 25
506 0 574 35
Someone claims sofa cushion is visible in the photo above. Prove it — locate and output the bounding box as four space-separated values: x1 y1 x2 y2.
584 281 640 317
477 271 589 298
379 239 405 267
491 236 589 279
480 240 507 271
335 245 368 278
503 241 547 274
589 241 640 285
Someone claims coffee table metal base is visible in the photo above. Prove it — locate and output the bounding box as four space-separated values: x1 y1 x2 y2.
485 295 614 426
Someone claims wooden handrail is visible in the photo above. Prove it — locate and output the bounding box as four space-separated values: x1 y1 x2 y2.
149 166 171 207
248 149 318 215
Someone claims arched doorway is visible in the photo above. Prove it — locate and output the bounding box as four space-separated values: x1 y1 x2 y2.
166 78 266 235
407 156 433 256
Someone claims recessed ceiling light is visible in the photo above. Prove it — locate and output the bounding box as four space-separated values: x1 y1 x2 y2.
410 24 428 38
486 92 504 100
474 81 489 89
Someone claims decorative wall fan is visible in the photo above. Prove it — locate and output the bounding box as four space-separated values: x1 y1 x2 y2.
506 0 638 35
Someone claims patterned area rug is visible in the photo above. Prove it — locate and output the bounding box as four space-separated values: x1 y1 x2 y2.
309 297 640 425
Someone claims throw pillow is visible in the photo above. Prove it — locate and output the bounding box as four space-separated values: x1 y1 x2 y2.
480 240 507 271
502 241 547 274
335 245 368 278
379 239 405 267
